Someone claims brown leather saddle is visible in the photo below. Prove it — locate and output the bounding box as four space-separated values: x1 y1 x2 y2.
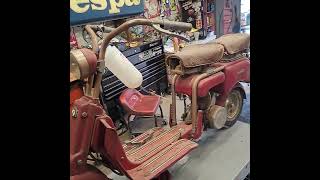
166 33 250 75
213 33 250 54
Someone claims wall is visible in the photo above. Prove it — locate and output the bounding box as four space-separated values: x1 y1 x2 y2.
215 0 241 37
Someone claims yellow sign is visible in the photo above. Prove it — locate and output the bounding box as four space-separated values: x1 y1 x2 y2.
70 0 141 14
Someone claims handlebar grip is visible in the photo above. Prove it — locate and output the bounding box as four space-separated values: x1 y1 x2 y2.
102 26 115 33
163 20 193 31
88 25 115 33
153 20 193 31
88 25 100 31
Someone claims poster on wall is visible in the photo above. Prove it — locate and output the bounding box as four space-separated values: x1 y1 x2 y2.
70 29 79 49
142 17 160 40
161 0 172 17
144 0 161 19
180 0 201 28
160 0 179 20
170 0 177 11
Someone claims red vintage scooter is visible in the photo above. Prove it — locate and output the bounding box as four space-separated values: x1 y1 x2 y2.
70 19 250 180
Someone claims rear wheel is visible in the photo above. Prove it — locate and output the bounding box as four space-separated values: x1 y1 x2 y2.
224 89 243 128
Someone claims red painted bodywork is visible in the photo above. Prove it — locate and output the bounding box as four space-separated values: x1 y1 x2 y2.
70 58 250 180
175 72 226 97
174 59 249 106
70 96 104 176
71 96 197 180
214 59 250 106
79 48 98 75
119 88 161 116
99 116 197 179
70 82 84 107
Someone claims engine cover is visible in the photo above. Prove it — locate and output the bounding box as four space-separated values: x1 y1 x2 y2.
206 105 227 129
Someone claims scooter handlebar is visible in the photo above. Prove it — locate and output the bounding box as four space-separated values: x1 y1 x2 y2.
152 19 193 31
88 25 115 33
90 20 192 32
93 18 193 98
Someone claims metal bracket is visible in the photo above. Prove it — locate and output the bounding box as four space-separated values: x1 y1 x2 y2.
96 60 105 73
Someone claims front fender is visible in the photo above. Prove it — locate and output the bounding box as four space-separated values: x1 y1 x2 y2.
216 82 247 106
233 82 247 99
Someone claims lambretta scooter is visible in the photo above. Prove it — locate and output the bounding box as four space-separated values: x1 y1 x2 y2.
70 18 250 180
70 19 196 180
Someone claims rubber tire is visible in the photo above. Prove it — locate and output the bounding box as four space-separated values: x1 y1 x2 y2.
224 89 244 128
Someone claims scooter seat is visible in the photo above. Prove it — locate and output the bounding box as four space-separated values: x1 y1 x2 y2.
175 72 226 97
213 33 250 54
166 33 250 72
166 43 225 69
119 88 161 116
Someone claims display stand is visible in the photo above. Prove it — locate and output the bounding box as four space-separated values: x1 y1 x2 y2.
108 121 250 180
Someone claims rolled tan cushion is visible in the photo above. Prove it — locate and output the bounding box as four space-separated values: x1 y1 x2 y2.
166 43 224 68
213 33 250 54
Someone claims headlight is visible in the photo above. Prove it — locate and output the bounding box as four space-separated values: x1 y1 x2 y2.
70 49 97 82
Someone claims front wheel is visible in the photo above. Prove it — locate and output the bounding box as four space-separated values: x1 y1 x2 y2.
224 89 244 128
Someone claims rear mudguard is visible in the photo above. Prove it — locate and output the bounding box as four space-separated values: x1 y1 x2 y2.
233 82 247 100
215 59 249 106
216 82 246 106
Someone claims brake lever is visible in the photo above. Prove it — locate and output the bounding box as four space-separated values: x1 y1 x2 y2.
151 24 190 42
